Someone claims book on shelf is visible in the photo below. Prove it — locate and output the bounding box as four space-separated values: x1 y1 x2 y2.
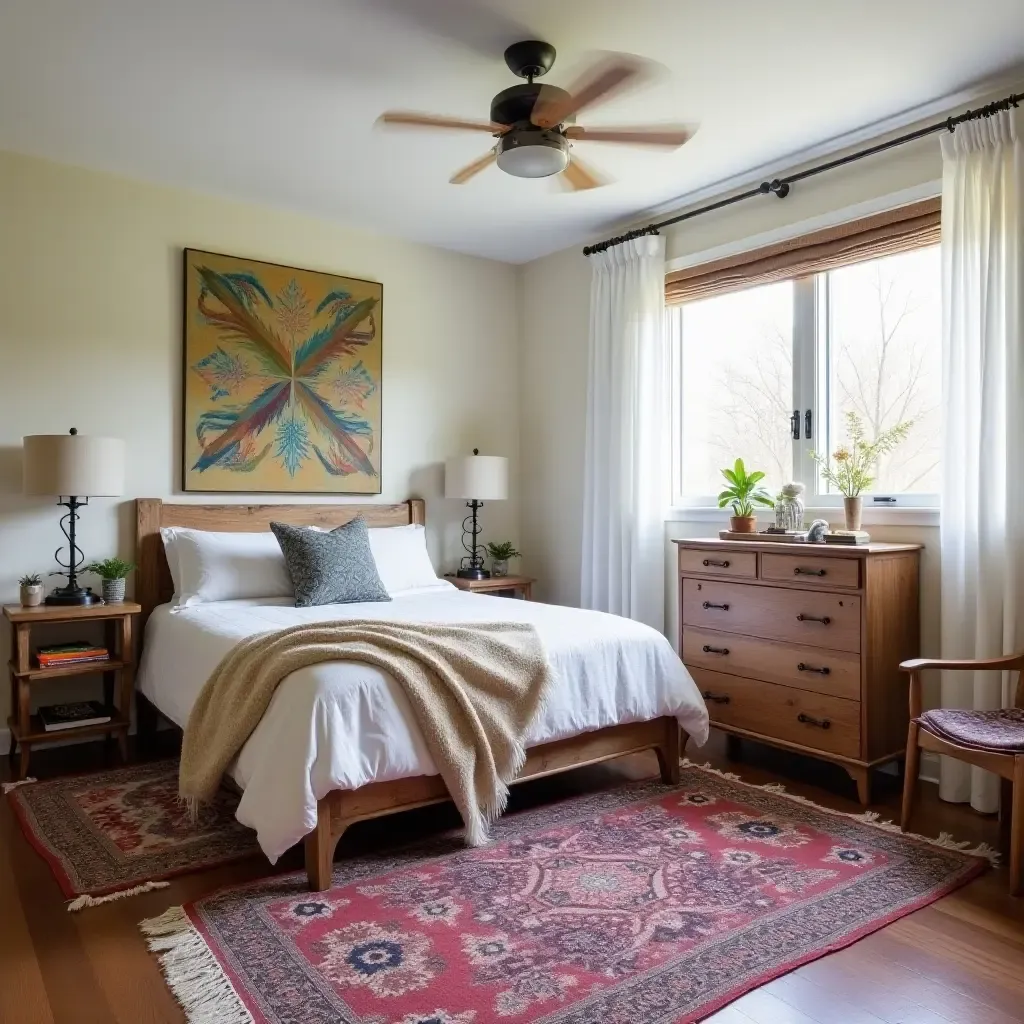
35 641 109 668
38 701 113 732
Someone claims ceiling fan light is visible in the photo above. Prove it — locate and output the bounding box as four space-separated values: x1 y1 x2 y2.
496 130 568 178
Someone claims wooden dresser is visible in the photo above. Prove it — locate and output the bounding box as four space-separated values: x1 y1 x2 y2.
674 538 921 804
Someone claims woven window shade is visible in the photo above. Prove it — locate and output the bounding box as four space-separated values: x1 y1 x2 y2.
665 197 940 306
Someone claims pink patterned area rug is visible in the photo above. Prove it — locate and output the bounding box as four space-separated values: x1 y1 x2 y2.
142 763 993 1024
8 759 259 905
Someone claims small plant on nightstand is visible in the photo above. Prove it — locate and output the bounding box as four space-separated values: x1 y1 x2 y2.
19 573 44 608
84 557 136 604
485 540 521 578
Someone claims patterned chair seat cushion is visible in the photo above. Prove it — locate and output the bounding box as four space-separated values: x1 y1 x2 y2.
918 707 1024 752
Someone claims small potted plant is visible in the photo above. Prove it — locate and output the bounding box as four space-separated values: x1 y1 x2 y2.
19 573 44 608
84 557 135 604
485 541 521 578
718 458 774 533
810 412 913 530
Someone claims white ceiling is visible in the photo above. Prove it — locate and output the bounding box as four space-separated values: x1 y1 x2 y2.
1 0 1022 263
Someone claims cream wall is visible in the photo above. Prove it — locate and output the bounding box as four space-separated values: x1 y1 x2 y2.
517 104 964 719
0 149 521 741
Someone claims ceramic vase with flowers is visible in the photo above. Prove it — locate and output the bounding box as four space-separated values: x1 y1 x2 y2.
810 411 913 531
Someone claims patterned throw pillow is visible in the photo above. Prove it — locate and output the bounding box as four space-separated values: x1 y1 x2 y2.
270 518 392 607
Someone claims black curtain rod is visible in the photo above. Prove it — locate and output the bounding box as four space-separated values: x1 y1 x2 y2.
582 91 1022 256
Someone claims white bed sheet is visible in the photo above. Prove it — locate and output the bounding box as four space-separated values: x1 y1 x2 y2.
137 586 709 860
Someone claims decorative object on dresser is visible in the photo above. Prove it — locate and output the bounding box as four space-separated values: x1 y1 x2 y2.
4 601 140 779
22 428 125 605
444 449 509 579
6 759 259 908
810 411 913 532
675 537 921 804
900 653 1024 895
716 458 775 533
84 556 135 603
140 766 990 1024
19 574 44 608
773 481 805 531
182 249 382 494
485 539 521 577
447 574 534 600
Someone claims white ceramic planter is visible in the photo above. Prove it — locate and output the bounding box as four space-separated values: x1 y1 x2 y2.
20 584 43 608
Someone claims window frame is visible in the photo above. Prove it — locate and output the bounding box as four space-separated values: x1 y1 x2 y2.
669 259 941 513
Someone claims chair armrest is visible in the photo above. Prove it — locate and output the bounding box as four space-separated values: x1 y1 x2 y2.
900 655 1024 673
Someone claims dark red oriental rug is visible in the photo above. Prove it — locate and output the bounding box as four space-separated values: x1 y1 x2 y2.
142 763 992 1024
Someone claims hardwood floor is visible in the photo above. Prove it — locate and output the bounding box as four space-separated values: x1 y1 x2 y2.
3 731 1023 1024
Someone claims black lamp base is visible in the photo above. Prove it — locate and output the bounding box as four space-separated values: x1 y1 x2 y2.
45 586 101 606
456 567 491 580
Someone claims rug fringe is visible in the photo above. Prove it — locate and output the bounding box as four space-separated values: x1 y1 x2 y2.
3 777 37 793
140 906 254 1024
680 758 1001 867
67 880 171 912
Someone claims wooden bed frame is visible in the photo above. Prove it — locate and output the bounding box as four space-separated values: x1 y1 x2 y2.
135 498 684 891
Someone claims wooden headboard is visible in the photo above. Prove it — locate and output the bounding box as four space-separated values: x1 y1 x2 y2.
135 498 426 628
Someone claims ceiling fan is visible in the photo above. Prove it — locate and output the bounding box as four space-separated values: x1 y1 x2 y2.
378 40 696 190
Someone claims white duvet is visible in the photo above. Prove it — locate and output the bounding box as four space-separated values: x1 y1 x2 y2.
137 583 709 861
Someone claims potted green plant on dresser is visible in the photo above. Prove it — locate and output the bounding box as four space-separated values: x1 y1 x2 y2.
485 541 521 578
717 459 774 533
85 557 135 603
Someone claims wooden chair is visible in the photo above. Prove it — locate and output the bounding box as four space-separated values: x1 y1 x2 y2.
900 654 1024 895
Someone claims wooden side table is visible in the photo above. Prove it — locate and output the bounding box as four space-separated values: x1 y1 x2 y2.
4 601 141 779
446 575 535 600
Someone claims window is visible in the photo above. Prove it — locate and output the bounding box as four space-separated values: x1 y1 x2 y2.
670 244 942 508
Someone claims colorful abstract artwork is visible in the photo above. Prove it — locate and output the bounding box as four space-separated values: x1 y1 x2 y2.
182 249 382 493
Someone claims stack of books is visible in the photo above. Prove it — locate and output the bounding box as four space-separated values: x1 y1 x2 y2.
824 530 871 546
35 641 110 669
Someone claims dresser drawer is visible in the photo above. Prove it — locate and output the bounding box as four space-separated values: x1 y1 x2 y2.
691 667 861 758
761 552 860 589
681 578 862 652
678 547 757 579
682 626 861 701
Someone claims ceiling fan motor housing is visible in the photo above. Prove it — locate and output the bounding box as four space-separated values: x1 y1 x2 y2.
497 129 569 178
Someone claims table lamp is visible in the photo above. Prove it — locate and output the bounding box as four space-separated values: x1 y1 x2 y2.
444 449 508 580
23 428 125 605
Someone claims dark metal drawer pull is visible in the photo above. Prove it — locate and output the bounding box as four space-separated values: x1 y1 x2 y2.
798 712 831 729
702 601 730 611
702 645 730 655
797 662 831 675
702 558 730 568
794 567 826 576
702 691 731 705
796 613 831 624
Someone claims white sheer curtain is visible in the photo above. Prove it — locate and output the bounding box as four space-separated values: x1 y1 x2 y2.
581 234 668 631
939 107 1023 812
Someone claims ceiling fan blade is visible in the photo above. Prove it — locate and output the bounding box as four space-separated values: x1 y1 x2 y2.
531 53 651 129
561 154 608 191
564 124 696 148
449 149 497 185
378 111 509 134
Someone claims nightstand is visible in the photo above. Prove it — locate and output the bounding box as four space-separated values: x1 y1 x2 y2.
446 575 534 600
4 601 141 779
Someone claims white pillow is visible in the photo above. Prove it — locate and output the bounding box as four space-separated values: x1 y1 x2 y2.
160 527 294 607
368 524 443 595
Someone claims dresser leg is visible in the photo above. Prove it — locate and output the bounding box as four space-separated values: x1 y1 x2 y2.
18 742 31 782
846 765 871 807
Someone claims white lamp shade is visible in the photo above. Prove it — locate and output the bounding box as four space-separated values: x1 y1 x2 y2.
444 454 508 500
23 433 125 496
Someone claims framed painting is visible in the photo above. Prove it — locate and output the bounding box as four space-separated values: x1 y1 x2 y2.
182 249 382 493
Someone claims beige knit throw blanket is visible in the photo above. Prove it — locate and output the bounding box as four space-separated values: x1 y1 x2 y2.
179 619 553 846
